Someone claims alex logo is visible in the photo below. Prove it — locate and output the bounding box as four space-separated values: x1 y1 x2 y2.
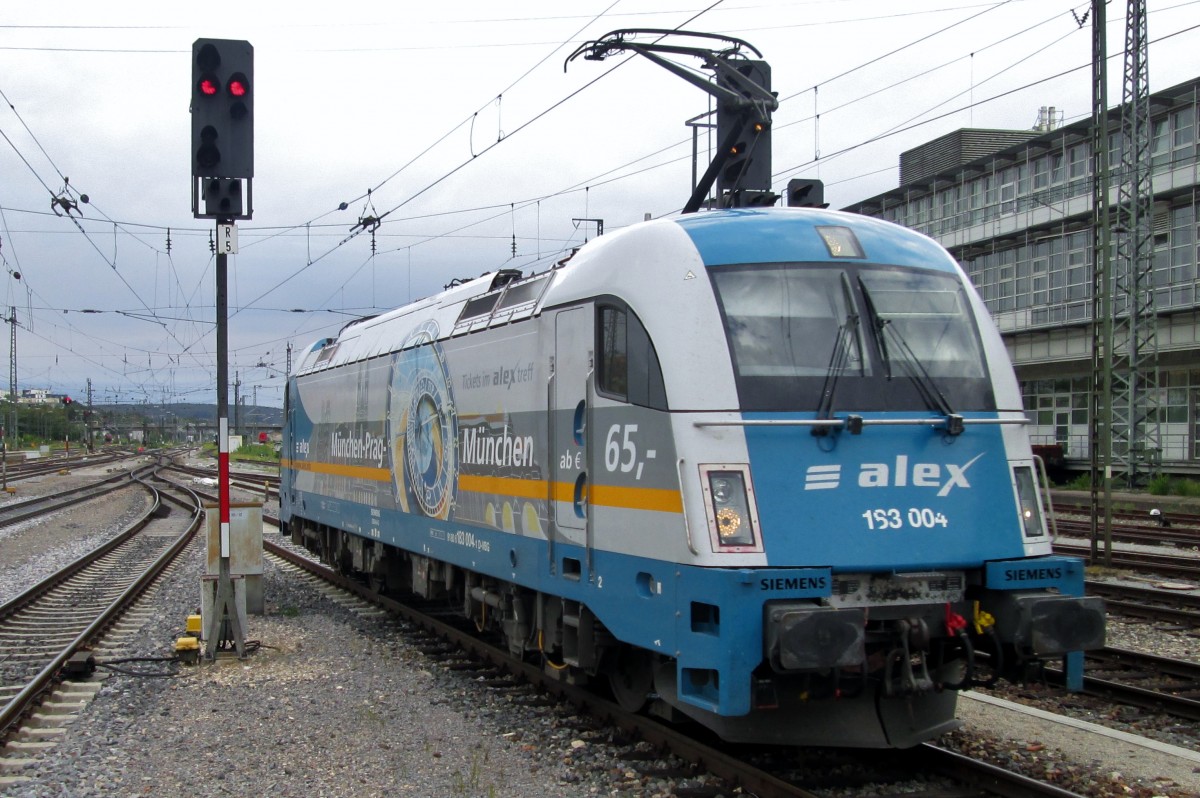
804 453 984 497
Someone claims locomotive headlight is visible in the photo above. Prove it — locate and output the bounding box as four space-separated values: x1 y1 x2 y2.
1013 465 1045 538
711 476 734 504
706 470 756 547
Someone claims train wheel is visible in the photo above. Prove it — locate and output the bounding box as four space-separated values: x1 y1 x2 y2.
607 646 653 712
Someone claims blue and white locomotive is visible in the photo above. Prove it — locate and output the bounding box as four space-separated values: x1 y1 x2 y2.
280 207 1104 748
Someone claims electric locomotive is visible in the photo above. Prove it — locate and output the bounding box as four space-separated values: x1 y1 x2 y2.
280 207 1104 748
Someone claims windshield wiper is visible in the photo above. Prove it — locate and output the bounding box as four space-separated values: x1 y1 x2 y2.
858 278 961 432
813 276 860 433
813 310 860 428
879 320 954 415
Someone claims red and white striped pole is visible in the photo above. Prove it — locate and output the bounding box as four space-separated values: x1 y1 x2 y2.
217 242 230 558
218 416 230 556
205 230 245 658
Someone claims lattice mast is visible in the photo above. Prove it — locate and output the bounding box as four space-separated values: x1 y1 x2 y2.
1110 0 1160 485
1091 0 1158 561
7 307 16 441
1089 0 1115 561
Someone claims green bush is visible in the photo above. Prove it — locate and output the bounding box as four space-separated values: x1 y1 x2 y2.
1063 472 1092 490
233 442 279 463
1142 475 1200 497
1174 478 1200 497
1148 474 1172 495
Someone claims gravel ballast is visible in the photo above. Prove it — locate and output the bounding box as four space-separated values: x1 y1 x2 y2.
4 537 631 797
3 467 1200 796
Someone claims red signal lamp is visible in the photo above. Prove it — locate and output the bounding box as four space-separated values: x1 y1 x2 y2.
228 74 249 97
198 75 219 96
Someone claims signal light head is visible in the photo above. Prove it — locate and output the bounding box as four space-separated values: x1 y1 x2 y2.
196 42 221 73
191 38 253 185
227 73 249 98
197 124 220 169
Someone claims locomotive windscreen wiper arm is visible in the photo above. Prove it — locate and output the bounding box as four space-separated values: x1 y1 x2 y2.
811 313 860 436
858 279 956 422
878 319 955 418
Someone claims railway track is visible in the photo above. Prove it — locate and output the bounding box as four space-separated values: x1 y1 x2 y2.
1055 541 1200 581
262 537 1093 798
1086 581 1200 626
0 464 153 529
0 466 203 741
1041 647 1200 723
164 461 278 501
0 448 159 482
1054 517 1200 548
1053 498 1200 530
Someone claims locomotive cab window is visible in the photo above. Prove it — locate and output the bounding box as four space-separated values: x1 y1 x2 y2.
710 263 994 413
597 303 667 410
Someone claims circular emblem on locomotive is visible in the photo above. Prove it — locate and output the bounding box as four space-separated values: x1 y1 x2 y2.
388 320 457 520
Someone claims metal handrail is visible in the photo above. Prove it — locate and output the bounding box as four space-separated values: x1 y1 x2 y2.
1032 453 1059 541
693 417 1030 429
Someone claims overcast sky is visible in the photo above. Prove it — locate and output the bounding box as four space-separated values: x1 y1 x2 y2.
1 0 1196 410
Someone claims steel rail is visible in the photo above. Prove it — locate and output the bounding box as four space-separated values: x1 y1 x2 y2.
1085 581 1200 625
0 469 203 738
0 464 160 619
1038 646 1200 722
1054 517 1200 548
1054 542 1200 580
915 744 1093 798
0 463 157 529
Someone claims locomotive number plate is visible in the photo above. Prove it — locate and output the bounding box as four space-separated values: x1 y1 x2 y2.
861 507 949 530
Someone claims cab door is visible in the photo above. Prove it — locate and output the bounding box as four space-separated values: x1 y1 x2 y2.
281 381 296 518
550 307 591 553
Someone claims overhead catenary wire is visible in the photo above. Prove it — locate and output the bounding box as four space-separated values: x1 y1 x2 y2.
1 3 1197 403
243 1 730 339
244 10 1200 349
0 101 210 383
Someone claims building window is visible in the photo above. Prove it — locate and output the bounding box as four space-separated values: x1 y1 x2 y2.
1151 117 1170 167
1173 105 1195 162
1033 156 1049 191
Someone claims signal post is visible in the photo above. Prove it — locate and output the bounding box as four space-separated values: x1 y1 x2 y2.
190 38 255 659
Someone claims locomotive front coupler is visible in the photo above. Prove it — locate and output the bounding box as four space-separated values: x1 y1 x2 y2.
882 617 935 696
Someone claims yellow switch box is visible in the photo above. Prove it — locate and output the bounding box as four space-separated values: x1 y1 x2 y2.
175 636 200 665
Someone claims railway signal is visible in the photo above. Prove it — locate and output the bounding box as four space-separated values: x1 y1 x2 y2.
191 38 253 221
786 178 827 208
189 37 256 659
714 59 773 206
190 38 253 180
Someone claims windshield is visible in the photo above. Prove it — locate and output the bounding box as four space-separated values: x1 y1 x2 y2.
710 263 994 413
858 270 986 381
712 267 867 378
